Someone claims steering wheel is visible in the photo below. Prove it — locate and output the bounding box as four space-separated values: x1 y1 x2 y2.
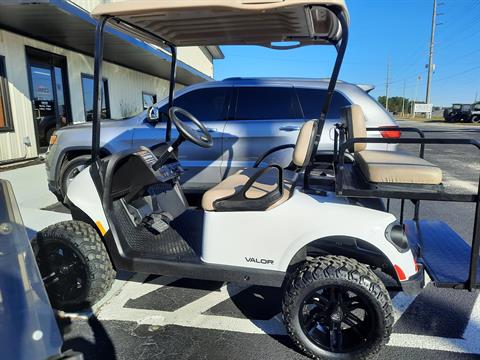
168 106 213 148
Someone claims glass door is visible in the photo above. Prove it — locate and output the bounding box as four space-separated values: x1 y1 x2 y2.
27 47 71 152
30 64 56 148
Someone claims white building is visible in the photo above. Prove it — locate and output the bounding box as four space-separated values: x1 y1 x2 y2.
0 0 223 163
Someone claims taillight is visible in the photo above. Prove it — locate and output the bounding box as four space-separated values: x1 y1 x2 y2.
380 126 401 139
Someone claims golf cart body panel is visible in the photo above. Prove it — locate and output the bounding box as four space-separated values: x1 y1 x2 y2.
67 165 109 233
202 190 415 275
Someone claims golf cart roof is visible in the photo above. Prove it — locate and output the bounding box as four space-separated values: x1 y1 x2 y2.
92 0 348 47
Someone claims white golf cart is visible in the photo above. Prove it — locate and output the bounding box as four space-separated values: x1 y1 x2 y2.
33 1 480 359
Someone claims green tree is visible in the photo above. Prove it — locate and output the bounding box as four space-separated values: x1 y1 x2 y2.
378 96 413 114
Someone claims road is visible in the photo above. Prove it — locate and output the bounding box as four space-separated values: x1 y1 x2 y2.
59 120 480 359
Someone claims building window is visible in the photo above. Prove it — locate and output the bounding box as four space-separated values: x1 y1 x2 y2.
0 56 13 131
142 92 157 110
81 74 110 122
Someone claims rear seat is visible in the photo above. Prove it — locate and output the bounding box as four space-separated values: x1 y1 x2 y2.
342 105 443 185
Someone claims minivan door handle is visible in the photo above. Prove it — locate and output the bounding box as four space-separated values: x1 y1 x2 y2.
279 125 300 132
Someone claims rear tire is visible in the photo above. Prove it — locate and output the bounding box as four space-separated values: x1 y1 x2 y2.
283 255 393 360
472 116 480 124
32 220 115 311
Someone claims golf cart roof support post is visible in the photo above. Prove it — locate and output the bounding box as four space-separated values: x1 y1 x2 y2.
92 16 108 162
309 10 349 166
468 174 480 291
166 44 177 142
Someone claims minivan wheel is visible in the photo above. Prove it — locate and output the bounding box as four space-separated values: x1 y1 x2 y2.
283 255 393 360
60 155 91 200
32 221 115 311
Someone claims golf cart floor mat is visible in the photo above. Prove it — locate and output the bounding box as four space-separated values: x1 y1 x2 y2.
405 220 480 288
112 200 200 262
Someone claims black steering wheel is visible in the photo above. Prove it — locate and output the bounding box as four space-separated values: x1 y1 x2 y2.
168 106 213 148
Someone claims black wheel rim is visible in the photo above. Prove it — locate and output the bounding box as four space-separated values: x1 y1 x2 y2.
299 285 377 353
36 240 88 304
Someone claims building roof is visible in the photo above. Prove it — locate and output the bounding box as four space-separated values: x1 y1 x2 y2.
92 0 348 47
0 0 222 84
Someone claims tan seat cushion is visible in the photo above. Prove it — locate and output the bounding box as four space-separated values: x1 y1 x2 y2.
354 150 443 185
292 120 317 167
202 167 293 211
343 104 368 152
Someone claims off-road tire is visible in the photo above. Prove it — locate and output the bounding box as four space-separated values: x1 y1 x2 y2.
59 155 91 201
32 220 115 311
283 255 393 360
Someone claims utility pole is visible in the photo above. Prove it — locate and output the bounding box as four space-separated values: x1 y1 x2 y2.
412 75 421 118
425 0 437 108
475 91 478 104
385 57 390 112
402 80 406 116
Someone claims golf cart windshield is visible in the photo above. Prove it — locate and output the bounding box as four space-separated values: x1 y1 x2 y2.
90 0 349 163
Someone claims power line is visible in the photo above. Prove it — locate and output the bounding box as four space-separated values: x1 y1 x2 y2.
432 64 480 82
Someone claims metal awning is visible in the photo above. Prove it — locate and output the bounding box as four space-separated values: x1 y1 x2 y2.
0 0 222 84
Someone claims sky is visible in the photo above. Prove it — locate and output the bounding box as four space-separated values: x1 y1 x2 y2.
213 0 480 107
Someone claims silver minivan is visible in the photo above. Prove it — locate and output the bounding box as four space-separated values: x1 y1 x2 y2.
46 78 399 199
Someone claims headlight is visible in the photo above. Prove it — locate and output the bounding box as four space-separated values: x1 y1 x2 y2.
385 222 409 252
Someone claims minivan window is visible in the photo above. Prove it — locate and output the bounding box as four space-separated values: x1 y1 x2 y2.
234 87 301 120
296 88 351 119
161 87 229 121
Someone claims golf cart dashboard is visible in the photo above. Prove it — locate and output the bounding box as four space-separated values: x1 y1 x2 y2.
135 149 183 182
109 148 183 200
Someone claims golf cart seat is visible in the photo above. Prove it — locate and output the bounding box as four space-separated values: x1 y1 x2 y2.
202 120 318 211
344 105 443 185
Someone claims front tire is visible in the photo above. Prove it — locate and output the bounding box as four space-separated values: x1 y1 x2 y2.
283 255 393 360
32 221 115 311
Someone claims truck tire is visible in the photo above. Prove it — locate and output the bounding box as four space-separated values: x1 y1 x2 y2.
472 116 480 124
59 155 91 200
32 220 115 311
283 255 393 360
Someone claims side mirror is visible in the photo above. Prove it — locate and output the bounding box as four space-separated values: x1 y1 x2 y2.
146 106 160 123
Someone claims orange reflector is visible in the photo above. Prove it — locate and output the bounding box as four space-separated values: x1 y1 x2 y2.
394 264 407 281
95 221 107 236
49 134 57 145
413 258 420 272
